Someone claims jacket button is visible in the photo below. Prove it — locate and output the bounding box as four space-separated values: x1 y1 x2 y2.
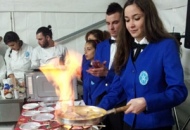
105 83 108 86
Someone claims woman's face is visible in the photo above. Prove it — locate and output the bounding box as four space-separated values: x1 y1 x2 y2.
84 42 95 61
7 41 20 51
124 3 145 42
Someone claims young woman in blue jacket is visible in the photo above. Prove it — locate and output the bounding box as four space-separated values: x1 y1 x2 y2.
82 29 110 105
98 0 188 130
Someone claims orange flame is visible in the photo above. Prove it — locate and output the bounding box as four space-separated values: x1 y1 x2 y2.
40 50 82 114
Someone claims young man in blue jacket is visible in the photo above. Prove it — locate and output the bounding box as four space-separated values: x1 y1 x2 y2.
87 2 126 130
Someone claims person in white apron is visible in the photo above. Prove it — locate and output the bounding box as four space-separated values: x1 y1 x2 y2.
31 25 67 68
4 31 33 87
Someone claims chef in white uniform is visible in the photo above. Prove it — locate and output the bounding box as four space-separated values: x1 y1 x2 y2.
31 25 67 68
4 31 33 87
0 55 6 83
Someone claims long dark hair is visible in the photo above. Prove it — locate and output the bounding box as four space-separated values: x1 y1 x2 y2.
85 29 104 42
85 29 110 43
114 0 175 74
4 31 23 57
4 31 22 45
86 40 99 50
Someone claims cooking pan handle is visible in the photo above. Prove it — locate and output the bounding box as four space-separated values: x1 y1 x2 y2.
107 104 130 115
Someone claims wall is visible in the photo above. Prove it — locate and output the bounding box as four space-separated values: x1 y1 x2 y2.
0 0 125 54
154 0 190 129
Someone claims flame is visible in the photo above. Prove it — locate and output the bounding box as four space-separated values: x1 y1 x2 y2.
40 50 82 114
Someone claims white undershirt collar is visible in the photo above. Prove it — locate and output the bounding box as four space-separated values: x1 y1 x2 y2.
134 37 149 44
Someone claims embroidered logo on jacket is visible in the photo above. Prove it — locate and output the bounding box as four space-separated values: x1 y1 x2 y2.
91 81 95 85
25 51 30 58
24 51 30 59
139 70 148 85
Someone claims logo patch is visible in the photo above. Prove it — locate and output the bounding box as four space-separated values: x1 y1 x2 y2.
91 81 95 85
139 71 148 85
25 51 30 58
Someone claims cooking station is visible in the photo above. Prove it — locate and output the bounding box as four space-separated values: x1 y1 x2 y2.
24 70 78 102
13 99 129 130
13 101 102 130
1 68 128 130
12 70 101 130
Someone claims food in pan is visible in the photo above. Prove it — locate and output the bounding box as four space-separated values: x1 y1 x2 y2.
57 106 106 120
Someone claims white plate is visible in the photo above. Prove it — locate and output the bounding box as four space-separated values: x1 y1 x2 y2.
31 113 54 122
38 107 54 113
22 110 40 117
19 122 41 130
23 103 39 110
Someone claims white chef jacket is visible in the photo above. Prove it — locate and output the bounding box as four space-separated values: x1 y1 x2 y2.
4 43 33 82
31 43 67 68
0 55 6 83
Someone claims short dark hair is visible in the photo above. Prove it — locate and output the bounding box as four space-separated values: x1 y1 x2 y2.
4 31 20 44
36 25 53 38
106 2 123 15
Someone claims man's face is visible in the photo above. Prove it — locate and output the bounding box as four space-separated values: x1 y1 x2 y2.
106 12 122 38
36 32 49 48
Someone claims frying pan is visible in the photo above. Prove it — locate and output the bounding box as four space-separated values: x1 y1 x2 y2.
56 105 130 126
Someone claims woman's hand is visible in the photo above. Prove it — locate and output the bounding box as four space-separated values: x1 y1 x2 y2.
125 97 147 114
86 61 108 77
